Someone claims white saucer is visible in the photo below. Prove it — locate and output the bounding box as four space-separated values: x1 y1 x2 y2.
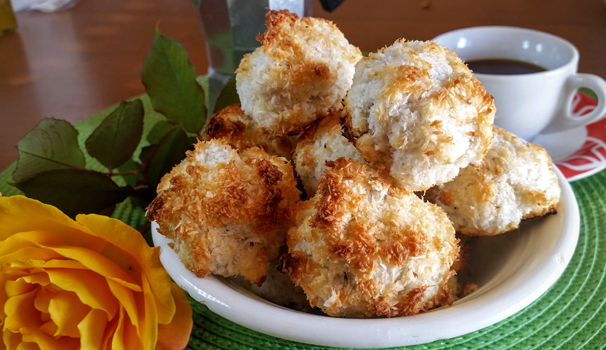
533 126 587 162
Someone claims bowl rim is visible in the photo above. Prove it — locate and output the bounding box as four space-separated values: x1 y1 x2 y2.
151 166 579 349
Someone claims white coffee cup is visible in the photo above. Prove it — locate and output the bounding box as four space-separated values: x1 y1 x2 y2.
433 26 606 141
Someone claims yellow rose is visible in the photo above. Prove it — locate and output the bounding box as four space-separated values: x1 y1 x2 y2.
0 195 192 350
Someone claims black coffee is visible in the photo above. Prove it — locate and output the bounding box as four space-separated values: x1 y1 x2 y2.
466 58 547 75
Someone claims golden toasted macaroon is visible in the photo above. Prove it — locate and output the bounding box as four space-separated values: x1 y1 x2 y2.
433 127 561 236
294 112 365 197
147 139 300 285
345 39 495 191
206 103 295 160
282 158 459 317
236 10 362 135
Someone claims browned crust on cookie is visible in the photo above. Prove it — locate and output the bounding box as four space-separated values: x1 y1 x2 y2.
368 287 427 317
205 104 295 159
147 140 300 285
284 158 458 317
295 111 343 147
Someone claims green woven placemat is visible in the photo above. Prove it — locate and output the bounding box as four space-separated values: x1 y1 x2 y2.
1 92 605 350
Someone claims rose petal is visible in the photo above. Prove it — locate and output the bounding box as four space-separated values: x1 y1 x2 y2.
19 272 51 287
78 309 107 350
40 311 51 324
93 242 143 285
108 306 144 350
36 245 141 292
100 315 119 350
0 231 64 256
136 274 158 350
5 279 36 298
123 313 144 350
39 320 58 337
3 327 21 350
0 247 63 267
34 288 53 314
0 269 28 322
45 269 119 319
22 330 79 350
111 308 127 350
0 197 104 251
4 288 41 333
156 283 193 350
107 279 138 330
12 259 86 272
47 291 90 338
1 231 140 292
32 289 59 330
15 341 39 350
76 215 176 324
26 273 78 312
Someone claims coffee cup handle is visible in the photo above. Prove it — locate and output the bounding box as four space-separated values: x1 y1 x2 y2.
541 73 606 134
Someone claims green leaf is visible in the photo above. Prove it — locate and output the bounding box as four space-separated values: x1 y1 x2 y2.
213 75 240 114
139 144 156 166
147 119 175 144
142 29 207 133
114 158 142 187
579 87 598 101
85 99 144 170
13 169 133 218
144 126 193 191
12 119 86 183
190 0 200 7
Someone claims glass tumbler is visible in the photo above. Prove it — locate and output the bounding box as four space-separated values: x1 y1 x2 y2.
0 0 17 36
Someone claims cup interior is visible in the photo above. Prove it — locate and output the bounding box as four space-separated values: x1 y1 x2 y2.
433 27 578 72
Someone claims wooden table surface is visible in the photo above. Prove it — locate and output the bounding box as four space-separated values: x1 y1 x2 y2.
1 0 605 170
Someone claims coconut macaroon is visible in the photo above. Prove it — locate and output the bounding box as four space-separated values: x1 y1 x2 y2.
206 103 295 160
236 10 362 135
147 139 300 285
294 112 365 197
432 127 561 236
345 39 495 191
282 158 459 317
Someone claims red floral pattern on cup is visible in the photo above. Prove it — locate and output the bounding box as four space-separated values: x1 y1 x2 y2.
557 93 606 181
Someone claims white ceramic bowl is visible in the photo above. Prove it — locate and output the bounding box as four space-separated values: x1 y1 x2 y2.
151 166 579 349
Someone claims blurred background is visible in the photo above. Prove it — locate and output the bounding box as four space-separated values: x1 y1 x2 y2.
1 0 605 170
